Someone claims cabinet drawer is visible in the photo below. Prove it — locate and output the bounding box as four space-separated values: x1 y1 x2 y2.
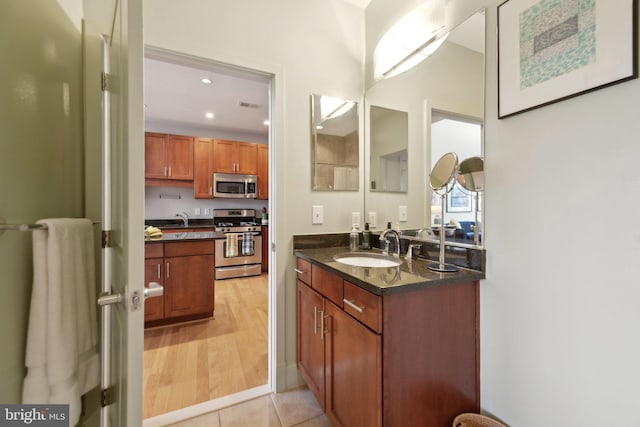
296 258 311 285
145 242 164 259
343 281 382 333
312 265 343 307
165 240 214 257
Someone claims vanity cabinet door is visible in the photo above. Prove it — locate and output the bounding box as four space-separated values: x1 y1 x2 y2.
325 300 382 427
297 280 326 409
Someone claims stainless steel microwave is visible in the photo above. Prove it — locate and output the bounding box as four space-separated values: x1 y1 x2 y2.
213 173 257 198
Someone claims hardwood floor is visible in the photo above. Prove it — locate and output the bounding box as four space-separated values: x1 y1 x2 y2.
143 273 269 419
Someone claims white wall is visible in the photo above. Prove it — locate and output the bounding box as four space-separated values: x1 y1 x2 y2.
143 0 365 390
482 4 640 426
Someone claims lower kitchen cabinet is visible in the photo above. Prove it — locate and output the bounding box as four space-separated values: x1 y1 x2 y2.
144 240 214 327
296 257 479 427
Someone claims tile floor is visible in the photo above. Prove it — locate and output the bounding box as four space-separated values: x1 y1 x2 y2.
168 387 331 427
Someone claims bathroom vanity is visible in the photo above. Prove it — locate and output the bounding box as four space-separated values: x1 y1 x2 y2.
295 246 483 427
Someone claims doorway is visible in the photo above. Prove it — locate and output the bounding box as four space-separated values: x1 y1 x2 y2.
141 48 274 422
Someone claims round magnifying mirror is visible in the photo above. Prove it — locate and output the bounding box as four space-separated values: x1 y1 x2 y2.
457 156 484 192
430 152 459 194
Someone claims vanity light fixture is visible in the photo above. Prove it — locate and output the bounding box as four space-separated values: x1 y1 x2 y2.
201 77 212 84
320 96 355 120
205 112 214 119
373 0 447 80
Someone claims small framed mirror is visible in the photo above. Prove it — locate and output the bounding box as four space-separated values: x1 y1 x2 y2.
369 105 408 192
311 94 359 191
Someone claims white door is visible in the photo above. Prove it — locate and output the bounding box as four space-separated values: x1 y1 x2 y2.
87 0 145 425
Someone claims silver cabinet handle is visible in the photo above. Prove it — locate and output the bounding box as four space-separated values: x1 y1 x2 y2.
166 262 170 278
294 268 303 274
313 306 318 335
343 298 365 313
157 263 161 279
319 310 325 339
144 282 164 299
168 167 172 177
163 166 167 177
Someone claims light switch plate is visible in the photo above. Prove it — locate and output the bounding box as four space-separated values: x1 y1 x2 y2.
204 208 210 216
399 205 408 222
312 205 324 224
368 212 377 228
351 212 361 228
194 207 201 216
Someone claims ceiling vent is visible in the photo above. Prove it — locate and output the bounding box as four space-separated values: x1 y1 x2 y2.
239 101 260 109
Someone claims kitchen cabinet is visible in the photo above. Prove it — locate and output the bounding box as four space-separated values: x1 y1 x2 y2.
213 139 257 174
257 144 269 199
145 132 194 183
144 243 164 323
194 137 214 199
144 240 214 327
295 257 479 426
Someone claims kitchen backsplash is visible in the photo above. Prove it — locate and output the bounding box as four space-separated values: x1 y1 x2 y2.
145 186 268 219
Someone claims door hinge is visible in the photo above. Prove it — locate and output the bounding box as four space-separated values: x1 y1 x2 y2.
101 386 115 407
102 230 113 248
101 71 111 91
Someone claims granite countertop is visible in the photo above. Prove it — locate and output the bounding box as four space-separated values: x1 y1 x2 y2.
145 219 216 229
294 246 485 296
145 231 221 242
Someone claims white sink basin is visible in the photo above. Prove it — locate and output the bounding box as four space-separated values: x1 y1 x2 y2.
333 252 401 268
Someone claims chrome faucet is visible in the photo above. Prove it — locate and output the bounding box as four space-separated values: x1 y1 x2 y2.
405 243 422 261
381 228 401 258
176 211 189 227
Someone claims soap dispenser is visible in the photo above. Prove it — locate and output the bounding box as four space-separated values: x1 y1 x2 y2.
350 225 360 251
362 223 372 250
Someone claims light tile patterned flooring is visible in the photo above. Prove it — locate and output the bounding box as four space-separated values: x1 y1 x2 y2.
167 387 331 427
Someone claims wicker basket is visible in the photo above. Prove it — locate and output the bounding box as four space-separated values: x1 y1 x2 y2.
453 413 507 427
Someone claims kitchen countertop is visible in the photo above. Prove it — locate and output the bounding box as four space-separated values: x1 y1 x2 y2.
294 246 485 296
145 231 221 242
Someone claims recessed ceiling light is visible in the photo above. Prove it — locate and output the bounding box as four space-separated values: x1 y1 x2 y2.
263 120 270 126
205 112 214 119
201 77 212 84
316 125 324 130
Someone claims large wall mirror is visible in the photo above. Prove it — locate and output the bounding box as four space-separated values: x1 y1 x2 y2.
364 9 485 246
369 105 408 192
311 94 359 191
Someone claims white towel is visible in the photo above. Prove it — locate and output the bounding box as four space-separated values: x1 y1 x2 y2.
22 219 100 426
225 233 238 257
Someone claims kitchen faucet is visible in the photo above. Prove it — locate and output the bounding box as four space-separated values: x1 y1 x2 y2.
176 211 189 227
381 228 401 258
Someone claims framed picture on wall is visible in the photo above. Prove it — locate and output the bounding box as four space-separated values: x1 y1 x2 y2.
447 184 472 213
498 0 638 119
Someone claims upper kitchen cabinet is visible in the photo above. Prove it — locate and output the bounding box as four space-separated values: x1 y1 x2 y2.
145 132 194 184
213 139 257 174
194 137 215 199
257 144 269 200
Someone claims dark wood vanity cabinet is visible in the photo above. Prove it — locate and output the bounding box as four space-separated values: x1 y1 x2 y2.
296 256 479 427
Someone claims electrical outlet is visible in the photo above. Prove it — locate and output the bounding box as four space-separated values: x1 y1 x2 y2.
194 207 201 216
312 205 324 225
368 212 377 228
399 205 408 222
351 212 361 227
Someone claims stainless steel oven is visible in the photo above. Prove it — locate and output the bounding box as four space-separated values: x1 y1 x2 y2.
213 209 262 279
213 173 257 198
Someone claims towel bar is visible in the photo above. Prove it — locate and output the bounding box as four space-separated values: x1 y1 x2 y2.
0 217 100 237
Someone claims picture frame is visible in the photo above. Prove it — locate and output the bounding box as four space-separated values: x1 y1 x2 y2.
498 0 638 119
446 184 472 213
